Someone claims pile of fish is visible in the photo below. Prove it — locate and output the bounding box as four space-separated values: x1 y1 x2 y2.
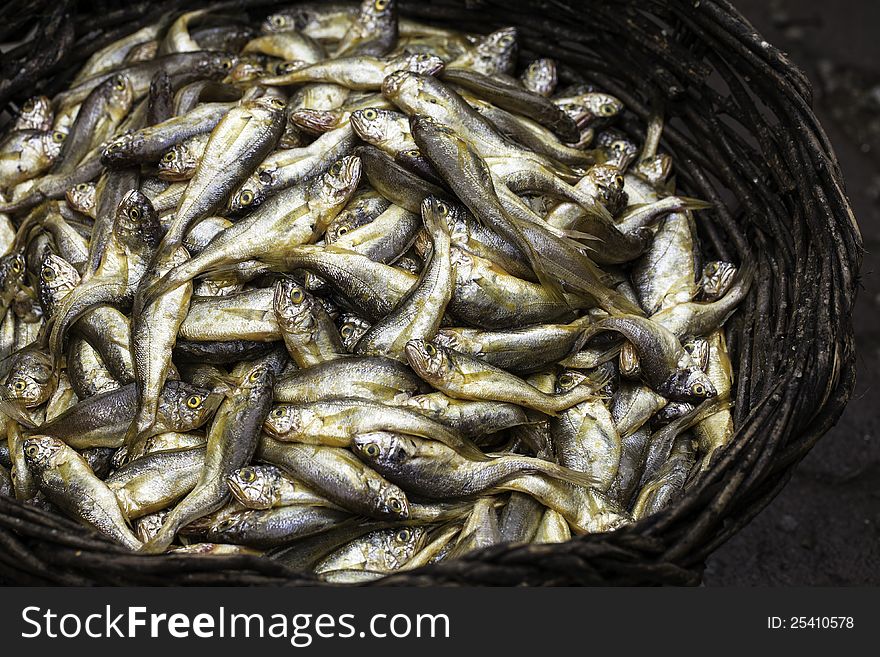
0 1 750 582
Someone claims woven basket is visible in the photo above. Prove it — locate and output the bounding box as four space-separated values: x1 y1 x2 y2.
0 0 862 586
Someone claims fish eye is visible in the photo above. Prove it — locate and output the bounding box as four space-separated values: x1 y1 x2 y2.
612 141 627 152
216 518 235 531
290 287 305 304
186 395 202 408
271 407 285 418
41 266 56 281
128 206 141 221
374 0 390 10
113 76 127 91
424 343 437 356
336 225 349 236
395 528 411 543
239 190 254 206
388 497 403 513
11 259 23 273
435 201 448 216
161 151 176 163
12 379 27 392
248 369 263 383
340 325 353 337
258 170 273 184
271 15 285 27
406 149 421 158
499 35 514 46
364 442 380 458
52 131 65 143
76 183 89 191
362 108 378 121
692 383 706 396
221 58 233 70
25 444 39 457
558 373 574 388
614 174 625 188
600 103 617 117
268 97 285 109
329 162 343 175
240 468 256 483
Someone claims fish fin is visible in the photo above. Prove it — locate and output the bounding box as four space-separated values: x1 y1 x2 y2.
0 395 37 429
677 196 714 212
539 461 601 490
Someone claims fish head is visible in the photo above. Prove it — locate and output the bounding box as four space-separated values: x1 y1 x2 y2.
105 73 135 116
0 251 27 301
654 401 696 425
262 11 295 33
579 92 624 126
231 57 267 83
660 367 717 402
555 369 588 394
23 436 65 470
15 95 53 131
404 339 453 384
338 314 371 350
252 94 287 114
65 181 97 214
134 510 169 543
228 176 267 213
381 70 425 108
395 254 421 275
383 526 426 567
474 27 518 75
227 465 281 509
700 261 738 301
522 58 557 97
315 156 363 217
157 144 195 181
350 107 399 146
584 164 628 215
204 52 238 80
352 431 418 488
5 348 56 407
594 129 639 171
158 381 223 432
273 278 318 335
359 0 397 34
290 108 339 134
240 362 276 398
395 51 445 77
113 189 162 249
263 404 302 438
41 130 66 161
38 252 79 315
101 130 142 165
683 338 710 372
207 510 253 543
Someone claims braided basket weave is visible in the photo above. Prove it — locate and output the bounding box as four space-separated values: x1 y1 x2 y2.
0 0 862 585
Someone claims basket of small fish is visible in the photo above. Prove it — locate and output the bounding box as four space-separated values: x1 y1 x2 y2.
0 0 861 586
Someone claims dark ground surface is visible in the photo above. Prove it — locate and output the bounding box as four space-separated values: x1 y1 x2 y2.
703 0 880 586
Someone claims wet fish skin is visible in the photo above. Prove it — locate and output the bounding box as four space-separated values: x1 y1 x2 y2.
353 196 452 360
257 434 410 520
405 339 604 415
24 435 142 549
274 356 425 404
141 360 277 552
38 380 221 450
106 446 206 519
